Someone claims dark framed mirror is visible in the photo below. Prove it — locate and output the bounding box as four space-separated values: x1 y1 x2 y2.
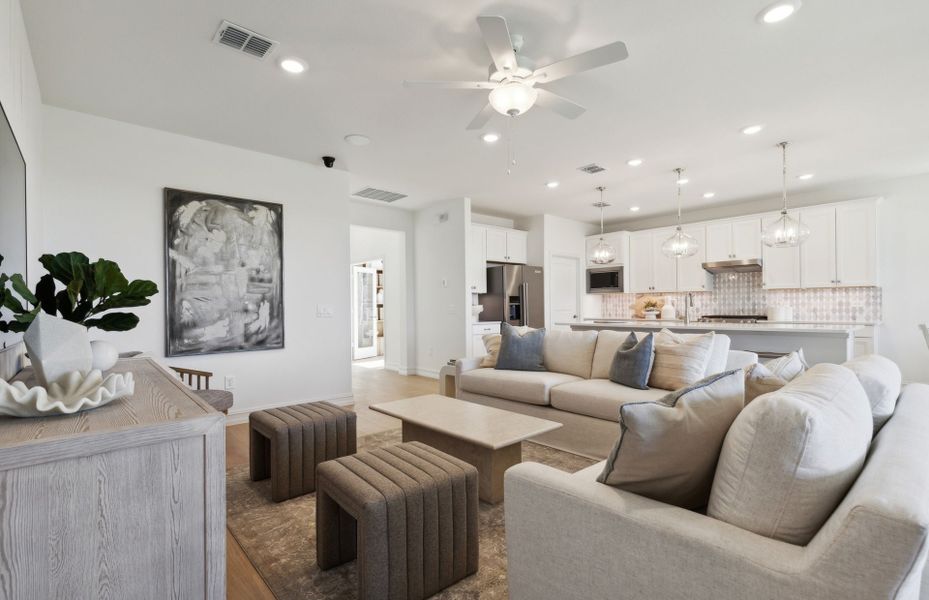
0 98 28 349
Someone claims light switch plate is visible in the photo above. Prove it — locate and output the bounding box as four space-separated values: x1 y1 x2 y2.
224 376 236 390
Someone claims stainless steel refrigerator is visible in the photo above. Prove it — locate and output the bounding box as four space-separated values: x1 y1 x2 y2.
478 264 545 328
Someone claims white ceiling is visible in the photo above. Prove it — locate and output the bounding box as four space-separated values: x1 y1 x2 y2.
22 0 929 224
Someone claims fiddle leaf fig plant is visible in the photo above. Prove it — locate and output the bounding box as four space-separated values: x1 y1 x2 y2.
0 252 158 333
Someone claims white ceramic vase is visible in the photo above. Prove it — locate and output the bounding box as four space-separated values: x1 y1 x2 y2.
23 313 93 387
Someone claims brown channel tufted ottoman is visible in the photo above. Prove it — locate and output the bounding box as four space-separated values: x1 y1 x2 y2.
249 402 357 502
316 442 479 599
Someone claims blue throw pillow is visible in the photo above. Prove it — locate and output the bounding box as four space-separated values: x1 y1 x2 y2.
609 332 655 390
495 323 546 371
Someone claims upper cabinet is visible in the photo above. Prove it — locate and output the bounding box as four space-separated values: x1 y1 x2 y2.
482 225 527 264
800 201 878 288
705 218 762 262
469 226 488 293
762 210 801 289
799 206 837 288
677 226 713 292
629 229 678 293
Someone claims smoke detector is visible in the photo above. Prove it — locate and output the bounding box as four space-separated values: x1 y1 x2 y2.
212 20 278 60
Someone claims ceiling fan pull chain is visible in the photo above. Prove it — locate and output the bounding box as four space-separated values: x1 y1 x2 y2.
505 115 517 175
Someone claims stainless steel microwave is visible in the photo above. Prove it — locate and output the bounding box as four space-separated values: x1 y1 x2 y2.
587 266 624 293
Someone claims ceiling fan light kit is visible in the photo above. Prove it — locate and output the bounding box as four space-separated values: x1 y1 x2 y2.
489 81 538 116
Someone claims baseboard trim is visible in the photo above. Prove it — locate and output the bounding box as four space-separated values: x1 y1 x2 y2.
413 368 440 379
225 392 354 425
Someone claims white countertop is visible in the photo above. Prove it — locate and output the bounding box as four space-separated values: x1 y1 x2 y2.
564 320 864 335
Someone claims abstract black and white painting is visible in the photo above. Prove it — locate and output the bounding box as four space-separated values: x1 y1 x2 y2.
164 188 283 356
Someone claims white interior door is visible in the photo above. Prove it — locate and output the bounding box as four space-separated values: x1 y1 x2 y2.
351 265 378 359
550 255 580 330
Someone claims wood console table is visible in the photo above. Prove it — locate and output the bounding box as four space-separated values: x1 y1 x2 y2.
0 357 225 599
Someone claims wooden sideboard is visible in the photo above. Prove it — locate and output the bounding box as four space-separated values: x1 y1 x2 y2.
0 357 225 599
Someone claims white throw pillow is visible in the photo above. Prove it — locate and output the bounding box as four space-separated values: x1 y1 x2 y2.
479 334 501 368
743 362 788 404
708 363 872 545
842 354 902 431
648 330 716 391
764 349 808 381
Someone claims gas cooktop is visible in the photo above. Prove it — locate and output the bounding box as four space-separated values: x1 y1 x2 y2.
698 314 769 324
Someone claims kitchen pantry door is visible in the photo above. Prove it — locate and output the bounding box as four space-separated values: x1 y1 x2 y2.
550 255 580 331
351 264 378 360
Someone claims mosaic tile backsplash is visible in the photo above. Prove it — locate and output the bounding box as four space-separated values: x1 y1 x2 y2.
600 271 882 323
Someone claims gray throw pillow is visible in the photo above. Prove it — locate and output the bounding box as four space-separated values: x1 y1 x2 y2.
609 333 655 390
495 322 546 371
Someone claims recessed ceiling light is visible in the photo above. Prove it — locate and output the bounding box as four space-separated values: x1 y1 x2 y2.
797 173 814 180
481 132 500 143
546 181 559 189
630 206 641 212
344 134 371 146
741 124 764 135
758 1 801 24
676 177 690 185
279 57 307 74
626 158 643 167
703 192 716 199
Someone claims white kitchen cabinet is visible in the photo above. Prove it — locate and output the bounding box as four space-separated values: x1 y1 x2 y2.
629 230 678 293
800 206 838 288
705 218 761 262
836 202 877 286
483 226 527 264
470 321 500 358
677 226 713 292
469 225 487 293
762 211 801 289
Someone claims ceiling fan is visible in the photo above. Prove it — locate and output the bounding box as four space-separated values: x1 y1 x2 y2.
404 15 629 130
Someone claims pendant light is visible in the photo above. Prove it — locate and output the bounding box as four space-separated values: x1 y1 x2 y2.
661 168 700 258
762 141 810 247
589 186 616 264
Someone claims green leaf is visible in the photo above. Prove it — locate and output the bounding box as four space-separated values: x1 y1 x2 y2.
10 274 37 305
2 292 25 314
84 312 139 331
127 279 158 297
55 290 75 320
90 279 158 314
13 307 39 323
39 252 89 286
92 259 128 297
35 275 58 314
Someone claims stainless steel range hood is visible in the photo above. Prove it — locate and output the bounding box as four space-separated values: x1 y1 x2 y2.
701 258 763 274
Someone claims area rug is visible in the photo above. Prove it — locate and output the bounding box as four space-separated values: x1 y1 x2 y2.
226 428 596 599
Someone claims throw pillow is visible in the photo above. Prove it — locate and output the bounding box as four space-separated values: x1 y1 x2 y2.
608 333 655 390
597 369 745 509
764 349 808 381
708 363 872 545
743 362 788 404
495 322 546 371
479 333 501 368
842 354 902 431
648 330 716 391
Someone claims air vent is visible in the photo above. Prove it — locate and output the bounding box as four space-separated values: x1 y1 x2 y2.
578 163 607 174
353 187 408 203
212 20 278 60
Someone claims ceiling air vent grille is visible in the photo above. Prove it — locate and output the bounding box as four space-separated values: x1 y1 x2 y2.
353 187 408 203
213 20 278 60
578 163 607 174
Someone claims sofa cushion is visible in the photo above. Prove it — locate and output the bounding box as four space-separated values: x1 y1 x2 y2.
842 354 901 431
496 323 546 371
591 330 636 379
649 330 716 391
609 333 655 390
743 362 788 404
764 349 808 381
459 368 583 406
551 379 668 422
597 369 745 509
543 329 599 378
708 363 873 545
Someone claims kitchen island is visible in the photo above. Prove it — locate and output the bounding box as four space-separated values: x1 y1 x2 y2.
562 319 866 364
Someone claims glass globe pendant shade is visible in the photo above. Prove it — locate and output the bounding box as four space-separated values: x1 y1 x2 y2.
661 226 700 258
762 210 811 248
489 81 538 116
590 237 617 264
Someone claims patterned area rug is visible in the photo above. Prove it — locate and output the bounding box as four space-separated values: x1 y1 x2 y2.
226 429 596 599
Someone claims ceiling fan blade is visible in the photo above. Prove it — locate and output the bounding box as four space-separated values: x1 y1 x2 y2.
476 16 518 74
403 80 497 90
534 89 586 119
466 103 496 130
531 41 629 83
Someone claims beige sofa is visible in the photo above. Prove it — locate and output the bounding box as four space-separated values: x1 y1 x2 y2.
456 329 757 459
504 366 929 600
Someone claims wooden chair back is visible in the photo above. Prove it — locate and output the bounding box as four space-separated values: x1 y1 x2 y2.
170 366 213 390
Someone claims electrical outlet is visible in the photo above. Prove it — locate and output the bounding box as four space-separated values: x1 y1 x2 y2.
224 376 236 390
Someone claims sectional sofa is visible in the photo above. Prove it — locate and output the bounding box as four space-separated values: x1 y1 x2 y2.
455 329 757 459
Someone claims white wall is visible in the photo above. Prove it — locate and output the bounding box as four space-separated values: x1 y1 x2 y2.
414 198 470 376
611 173 929 383
40 106 353 413
350 225 409 373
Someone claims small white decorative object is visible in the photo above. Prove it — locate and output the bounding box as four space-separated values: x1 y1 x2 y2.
661 300 677 320
0 369 134 417
23 313 93 387
90 340 119 371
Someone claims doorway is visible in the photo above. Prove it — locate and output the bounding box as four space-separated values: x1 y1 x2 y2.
351 259 384 365
550 255 581 330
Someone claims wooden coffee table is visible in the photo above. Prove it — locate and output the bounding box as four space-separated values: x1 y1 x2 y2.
370 394 562 503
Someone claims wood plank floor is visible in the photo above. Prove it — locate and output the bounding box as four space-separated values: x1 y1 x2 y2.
225 364 438 599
